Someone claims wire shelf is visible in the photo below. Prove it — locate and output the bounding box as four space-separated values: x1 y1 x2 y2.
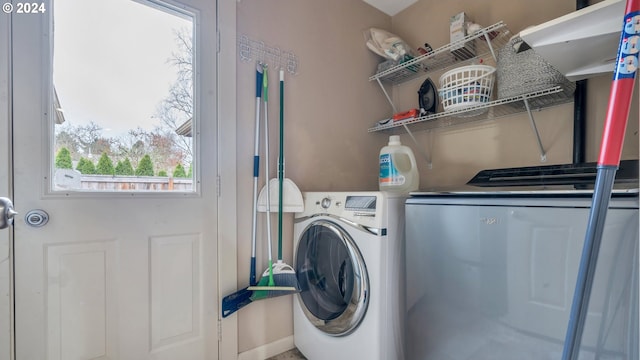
369 22 511 85
368 86 574 134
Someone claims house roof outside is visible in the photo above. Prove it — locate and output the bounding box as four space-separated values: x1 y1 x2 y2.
54 87 66 125
175 118 193 137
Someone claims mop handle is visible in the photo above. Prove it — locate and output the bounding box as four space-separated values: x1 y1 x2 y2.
250 65 264 286
598 0 640 167
254 66 263 178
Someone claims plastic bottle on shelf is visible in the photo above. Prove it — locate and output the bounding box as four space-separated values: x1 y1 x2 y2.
379 135 419 193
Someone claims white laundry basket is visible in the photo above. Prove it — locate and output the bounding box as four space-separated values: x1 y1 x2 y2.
439 64 496 115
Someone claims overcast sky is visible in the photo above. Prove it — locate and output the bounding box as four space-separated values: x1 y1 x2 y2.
53 0 192 136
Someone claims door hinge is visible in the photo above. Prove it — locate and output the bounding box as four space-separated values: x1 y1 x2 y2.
216 175 221 197
218 319 222 342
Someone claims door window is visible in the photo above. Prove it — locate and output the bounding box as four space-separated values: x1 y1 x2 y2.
52 0 196 193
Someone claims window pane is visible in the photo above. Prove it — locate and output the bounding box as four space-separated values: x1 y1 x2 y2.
52 0 195 192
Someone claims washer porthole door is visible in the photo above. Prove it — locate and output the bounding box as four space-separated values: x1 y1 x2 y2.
295 220 369 336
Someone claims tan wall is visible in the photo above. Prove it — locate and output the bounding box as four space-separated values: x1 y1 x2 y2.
235 0 639 354
235 0 390 353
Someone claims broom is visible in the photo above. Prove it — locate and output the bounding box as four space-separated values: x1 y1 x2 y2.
269 69 301 292
562 0 639 358
249 65 299 300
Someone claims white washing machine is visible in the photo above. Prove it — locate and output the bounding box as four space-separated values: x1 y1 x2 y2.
293 191 406 360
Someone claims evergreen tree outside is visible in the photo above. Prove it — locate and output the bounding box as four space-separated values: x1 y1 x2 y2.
135 154 154 176
76 158 87 173
76 157 96 174
115 157 135 176
115 160 124 175
96 153 115 175
158 170 168 177
173 163 187 178
55 147 73 169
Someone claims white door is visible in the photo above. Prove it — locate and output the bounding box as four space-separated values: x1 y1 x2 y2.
1 8 14 360
10 0 219 359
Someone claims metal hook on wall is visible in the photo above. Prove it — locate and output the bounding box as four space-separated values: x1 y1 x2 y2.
237 34 299 75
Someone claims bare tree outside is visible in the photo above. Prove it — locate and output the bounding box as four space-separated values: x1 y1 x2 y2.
55 121 112 160
113 127 150 167
54 27 194 182
154 28 193 164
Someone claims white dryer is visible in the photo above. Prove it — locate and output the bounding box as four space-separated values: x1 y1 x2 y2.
293 192 406 360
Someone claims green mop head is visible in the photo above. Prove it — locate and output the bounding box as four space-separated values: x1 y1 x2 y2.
248 260 300 301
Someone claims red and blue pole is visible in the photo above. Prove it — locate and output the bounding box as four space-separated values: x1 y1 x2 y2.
562 1 639 359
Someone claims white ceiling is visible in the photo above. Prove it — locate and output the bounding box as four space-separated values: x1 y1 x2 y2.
362 0 417 16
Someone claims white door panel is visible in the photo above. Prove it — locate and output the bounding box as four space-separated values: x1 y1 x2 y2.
11 1 219 359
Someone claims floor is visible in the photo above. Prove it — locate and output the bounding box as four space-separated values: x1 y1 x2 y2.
266 348 307 360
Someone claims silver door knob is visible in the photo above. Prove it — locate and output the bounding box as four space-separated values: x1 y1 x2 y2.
0 197 17 229
25 209 49 227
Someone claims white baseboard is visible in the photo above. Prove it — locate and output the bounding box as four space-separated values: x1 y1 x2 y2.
238 335 295 360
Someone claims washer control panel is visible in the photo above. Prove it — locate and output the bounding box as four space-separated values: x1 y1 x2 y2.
300 192 386 228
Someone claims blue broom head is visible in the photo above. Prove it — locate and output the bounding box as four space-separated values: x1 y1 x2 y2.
221 287 253 318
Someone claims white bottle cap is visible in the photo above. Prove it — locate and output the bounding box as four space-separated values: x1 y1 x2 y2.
389 135 401 145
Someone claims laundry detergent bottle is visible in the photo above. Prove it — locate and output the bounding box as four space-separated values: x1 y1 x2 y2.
379 135 419 193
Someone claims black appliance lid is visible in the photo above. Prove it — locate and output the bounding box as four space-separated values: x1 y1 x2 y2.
466 160 638 187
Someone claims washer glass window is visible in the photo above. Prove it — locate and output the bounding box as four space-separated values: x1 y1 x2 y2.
295 220 368 336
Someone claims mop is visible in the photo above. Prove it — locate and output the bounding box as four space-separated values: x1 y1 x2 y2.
249 65 299 300
221 64 264 317
562 0 639 358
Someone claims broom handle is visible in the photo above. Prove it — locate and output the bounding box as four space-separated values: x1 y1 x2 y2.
562 1 639 359
263 65 275 286
278 69 285 260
